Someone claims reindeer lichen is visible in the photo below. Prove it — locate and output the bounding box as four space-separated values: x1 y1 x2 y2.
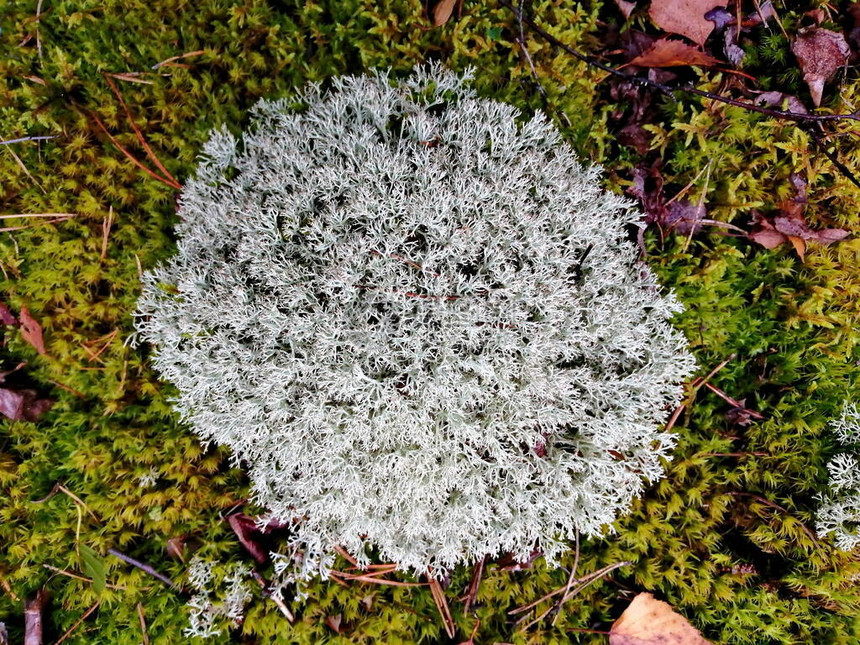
135 64 696 576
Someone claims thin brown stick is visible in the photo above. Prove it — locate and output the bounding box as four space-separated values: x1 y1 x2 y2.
703 382 764 419
106 73 154 85
251 571 295 624
107 548 179 590
136 603 150 645
328 570 426 587
333 545 359 567
428 576 456 639
550 531 579 625
514 0 547 99
804 124 860 190
509 561 629 616
0 212 75 220
699 451 768 458
516 561 631 631
42 564 127 591
54 601 99 645
1 216 74 233
151 49 207 70
102 75 179 185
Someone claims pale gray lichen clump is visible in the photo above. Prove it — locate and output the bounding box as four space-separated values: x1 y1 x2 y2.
816 403 860 550
135 64 697 576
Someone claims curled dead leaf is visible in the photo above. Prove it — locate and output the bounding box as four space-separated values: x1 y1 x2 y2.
227 513 270 564
791 27 850 107
609 592 711 644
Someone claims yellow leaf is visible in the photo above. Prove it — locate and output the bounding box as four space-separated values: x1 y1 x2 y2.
609 593 711 644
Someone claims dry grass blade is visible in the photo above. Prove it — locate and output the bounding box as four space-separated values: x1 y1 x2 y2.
102 74 179 186
462 556 486 612
152 49 207 69
427 576 456 639
516 561 631 631
136 603 150 645
54 601 100 645
84 107 181 190
328 570 427 587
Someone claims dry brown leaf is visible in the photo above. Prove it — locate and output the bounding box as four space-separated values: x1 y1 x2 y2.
786 236 806 262
430 0 458 26
0 388 53 422
648 0 723 46
609 592 711 644
325 614 343 633
628 39 721 68
748 226 785 250
791 27 850 107
19 307 45 355
227 513 270 564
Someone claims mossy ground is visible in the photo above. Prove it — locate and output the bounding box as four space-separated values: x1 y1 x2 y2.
1 1 859 643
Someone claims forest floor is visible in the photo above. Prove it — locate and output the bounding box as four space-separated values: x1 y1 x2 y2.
1 0 860 643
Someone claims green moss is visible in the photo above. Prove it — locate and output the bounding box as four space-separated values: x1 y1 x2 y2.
1 0 860 643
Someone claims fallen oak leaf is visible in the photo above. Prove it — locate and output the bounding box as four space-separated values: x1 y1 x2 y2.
609 592 711 644
429 0 460 26
791 27 850 107
649 0 723 46
627 39 721 68
19 307 45 355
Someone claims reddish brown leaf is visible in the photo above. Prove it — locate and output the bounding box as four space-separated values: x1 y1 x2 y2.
791 28 850 107
648 0 723 46
0 304 16 326
0 388 53 422
609 592 711 644
628 39 721 68
227 513 270 564
19 307 45 355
